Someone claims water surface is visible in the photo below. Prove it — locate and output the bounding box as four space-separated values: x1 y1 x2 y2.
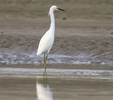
0 65 113 100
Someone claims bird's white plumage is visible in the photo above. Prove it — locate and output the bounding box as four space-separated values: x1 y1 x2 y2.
37 30 54 56
36 82 53 100
37 5 57 56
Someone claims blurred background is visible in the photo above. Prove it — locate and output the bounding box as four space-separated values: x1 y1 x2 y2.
0 0 113 20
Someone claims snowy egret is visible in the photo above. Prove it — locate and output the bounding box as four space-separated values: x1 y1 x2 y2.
37 5 64 70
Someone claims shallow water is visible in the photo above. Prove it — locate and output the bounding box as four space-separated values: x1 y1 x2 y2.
0 67 113 79
0 65 113 100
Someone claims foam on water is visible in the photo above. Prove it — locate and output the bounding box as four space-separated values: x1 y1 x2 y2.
0 52 113 66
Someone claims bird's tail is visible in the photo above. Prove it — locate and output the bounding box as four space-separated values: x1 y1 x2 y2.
37 50 42 56
37 52 41 56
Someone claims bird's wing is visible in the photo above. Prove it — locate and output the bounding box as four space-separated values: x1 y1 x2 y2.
37 32 54 54
36 82 53 100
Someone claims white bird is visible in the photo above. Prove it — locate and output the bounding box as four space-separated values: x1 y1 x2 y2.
36 82 53 100
37 5 64 69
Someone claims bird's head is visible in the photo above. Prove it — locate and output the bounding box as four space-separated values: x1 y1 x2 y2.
49 5 65 15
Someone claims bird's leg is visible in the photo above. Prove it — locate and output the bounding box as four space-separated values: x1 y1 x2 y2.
43 67 47 85
44 52 48 70
44 52 46 70
46 53 49 61
43 52 47 85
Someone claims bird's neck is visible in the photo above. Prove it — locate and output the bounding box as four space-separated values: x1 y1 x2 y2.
49 11 55 34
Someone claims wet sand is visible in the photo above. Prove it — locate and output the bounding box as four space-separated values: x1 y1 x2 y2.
0 19 113 65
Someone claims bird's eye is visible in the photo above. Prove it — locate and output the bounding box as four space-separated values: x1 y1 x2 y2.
56 7 59 9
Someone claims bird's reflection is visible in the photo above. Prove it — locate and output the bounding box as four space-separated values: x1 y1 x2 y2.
36 69 53 100
36 81 53 100
43 68 47 86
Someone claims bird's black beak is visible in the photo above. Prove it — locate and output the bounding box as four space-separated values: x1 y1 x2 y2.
58 8 65 11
